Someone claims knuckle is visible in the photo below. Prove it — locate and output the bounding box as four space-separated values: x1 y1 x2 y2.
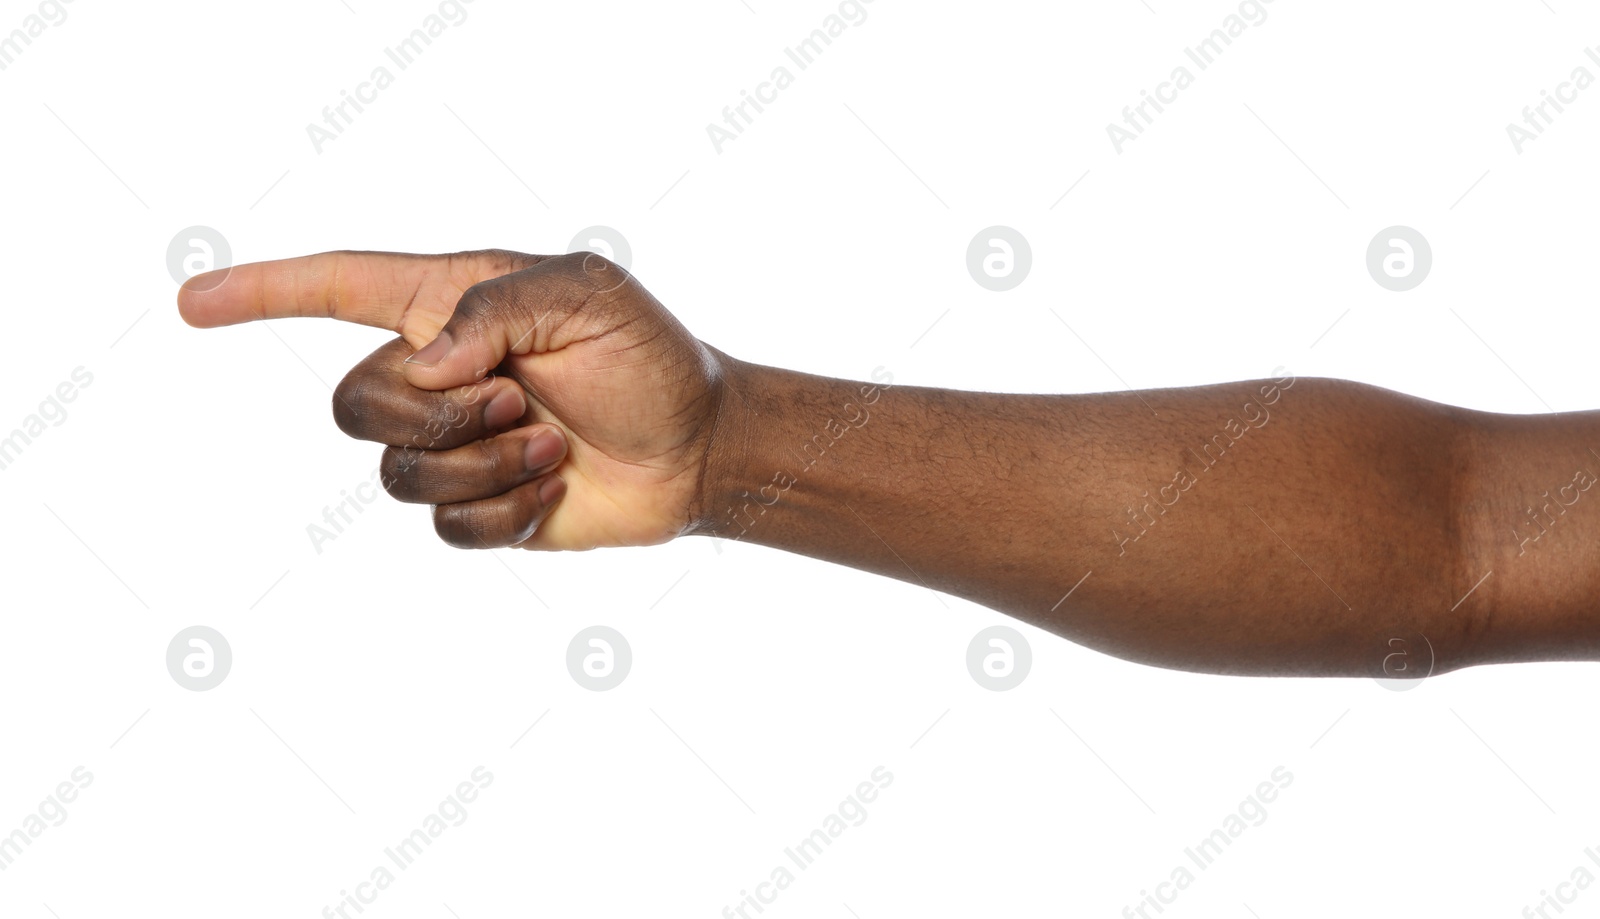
456 374 498 408
409 394 472 450
434 495 527 549
379 446 423 501
564 250 620 287
433 504 479 549
331 373 377 438
479 247 534 270
476 437 508 478
456 279 506 323
448 281 517 359
455 247 526 267
568 250 616 274
552 250 610 288
552 249 595 269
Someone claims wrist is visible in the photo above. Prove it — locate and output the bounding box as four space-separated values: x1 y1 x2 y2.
686 355 896 543
687 349 768 538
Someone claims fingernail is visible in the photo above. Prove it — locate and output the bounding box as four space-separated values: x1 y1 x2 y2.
524 427 563 471
405 331 453 366
483 388 525 429
538 475 566 505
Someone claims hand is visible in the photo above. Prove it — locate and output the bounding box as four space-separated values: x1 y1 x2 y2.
178 249 735 550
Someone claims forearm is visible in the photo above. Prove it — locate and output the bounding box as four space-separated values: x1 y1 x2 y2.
695 357 1493 677
1452 405 1600 668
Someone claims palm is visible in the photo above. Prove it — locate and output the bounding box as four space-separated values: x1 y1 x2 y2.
495 281 719 550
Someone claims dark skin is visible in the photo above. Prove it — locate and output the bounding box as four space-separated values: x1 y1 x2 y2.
177 249 1600 679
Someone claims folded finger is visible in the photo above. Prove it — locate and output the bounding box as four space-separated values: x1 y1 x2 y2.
381 423 567 505
332 338 529 449
433 475 567 549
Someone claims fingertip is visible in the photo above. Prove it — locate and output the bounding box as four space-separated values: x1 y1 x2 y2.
174 282 211 328
401 326 508 392
521 423 568 471
482 387 527 430
402 356 495 392
175 268 238 328
537 473 567 506
400 348 458 390
403 330 453 366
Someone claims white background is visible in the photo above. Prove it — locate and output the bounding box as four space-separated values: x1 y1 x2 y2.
2 0 1598 916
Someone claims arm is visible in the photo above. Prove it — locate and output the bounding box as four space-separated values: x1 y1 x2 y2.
178 249 1599 680
697 361 1482 678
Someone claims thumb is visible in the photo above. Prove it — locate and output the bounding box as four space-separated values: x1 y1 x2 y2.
399 258 584 390
400 254 617 390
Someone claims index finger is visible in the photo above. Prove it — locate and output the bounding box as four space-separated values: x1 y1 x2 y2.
176 249 543 341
